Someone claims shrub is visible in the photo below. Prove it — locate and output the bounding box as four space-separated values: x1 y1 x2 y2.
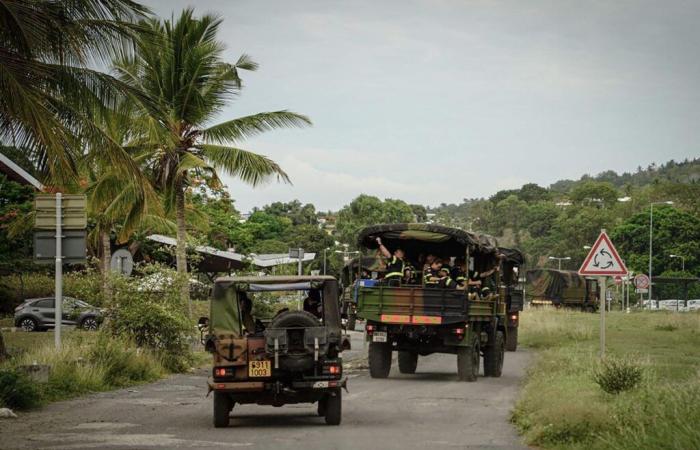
104 265 193 372
0 369 41 409
593 357 643 394
87 333 162 387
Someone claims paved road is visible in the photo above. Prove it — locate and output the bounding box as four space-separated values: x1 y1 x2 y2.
0 331 530 450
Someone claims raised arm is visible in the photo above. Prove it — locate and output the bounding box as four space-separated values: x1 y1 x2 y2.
376 237 392 258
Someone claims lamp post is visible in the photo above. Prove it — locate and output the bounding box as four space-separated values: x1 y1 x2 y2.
548 256 571 270
669 254 685 272
335 249 360 262
649 201 674 306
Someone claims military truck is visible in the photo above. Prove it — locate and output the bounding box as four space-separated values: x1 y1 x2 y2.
339 256 386 331
355 223 510 382
498 247 525 351
526 269 599 311
200 276 348 427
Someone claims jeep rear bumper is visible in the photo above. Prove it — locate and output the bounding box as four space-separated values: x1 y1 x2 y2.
208 377 347 393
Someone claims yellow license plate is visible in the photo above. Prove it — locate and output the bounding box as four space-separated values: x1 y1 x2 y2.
248 360 271 378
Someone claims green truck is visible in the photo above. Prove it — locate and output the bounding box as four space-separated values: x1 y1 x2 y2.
526 268 599 311
354 223 513 382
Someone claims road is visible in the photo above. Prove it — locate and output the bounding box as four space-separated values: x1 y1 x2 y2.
0 331 530 450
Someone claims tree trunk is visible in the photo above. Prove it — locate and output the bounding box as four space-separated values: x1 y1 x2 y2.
101 230 112 302
0 329 6 361
175 181 191 317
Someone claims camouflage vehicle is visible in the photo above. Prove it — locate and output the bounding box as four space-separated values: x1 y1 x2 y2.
339 256 386 331
199 276 348 427
498 247 525 351
526 269 599 311
355 223 511 382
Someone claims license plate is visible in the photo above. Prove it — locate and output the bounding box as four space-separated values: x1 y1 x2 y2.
248 360 271 377
372 331 387 342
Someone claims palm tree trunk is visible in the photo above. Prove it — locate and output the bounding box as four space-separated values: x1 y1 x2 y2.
175 181 191 316
0 329 6 361
101 230 112 301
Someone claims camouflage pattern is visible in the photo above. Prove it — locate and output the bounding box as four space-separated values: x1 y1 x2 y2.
526 269 598 308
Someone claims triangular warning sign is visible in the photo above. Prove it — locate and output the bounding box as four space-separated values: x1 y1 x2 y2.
579 231 628 276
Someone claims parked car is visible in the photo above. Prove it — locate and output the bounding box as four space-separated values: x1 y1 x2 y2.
14 297 102 332
687 300 700 311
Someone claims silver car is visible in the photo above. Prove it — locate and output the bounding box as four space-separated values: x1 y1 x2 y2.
14 297 102 332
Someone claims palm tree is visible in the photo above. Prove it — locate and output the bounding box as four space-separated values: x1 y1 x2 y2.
114 9 311 309
0 0 151 188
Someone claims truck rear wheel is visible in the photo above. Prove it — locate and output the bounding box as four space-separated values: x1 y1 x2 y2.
484 331 505 377
457 335 479 382
324 389 342 425
398 351 418 374
213 392 232 428
369 341 392 378
505 326 518 352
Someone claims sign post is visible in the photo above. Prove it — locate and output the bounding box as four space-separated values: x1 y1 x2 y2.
579 229 628 358
54 193 62 350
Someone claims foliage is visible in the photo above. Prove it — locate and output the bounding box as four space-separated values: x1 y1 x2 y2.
593 357 643 394
0 175 34 271
0 369 40 409
102 265 192 371
335 195 415 247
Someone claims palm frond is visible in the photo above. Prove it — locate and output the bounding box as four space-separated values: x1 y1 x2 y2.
201 144 290 186
201 111 311 145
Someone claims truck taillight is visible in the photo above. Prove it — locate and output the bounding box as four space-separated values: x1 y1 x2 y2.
213 367 232 378
452 328 465 340
366 324 374 335
510 314 518 321
329 365 340 375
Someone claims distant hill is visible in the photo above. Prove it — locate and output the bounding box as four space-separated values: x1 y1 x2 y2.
549 158 700 193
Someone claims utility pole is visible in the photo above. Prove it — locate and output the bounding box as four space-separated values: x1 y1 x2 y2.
54 193 62 350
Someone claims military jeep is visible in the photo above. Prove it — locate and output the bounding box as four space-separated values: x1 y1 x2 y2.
201 276 348 427
355 224 512 382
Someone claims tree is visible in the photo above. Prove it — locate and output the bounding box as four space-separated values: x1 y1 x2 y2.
335 195 414 247
0 0 151 188
115 9 310 308
570 181 619 207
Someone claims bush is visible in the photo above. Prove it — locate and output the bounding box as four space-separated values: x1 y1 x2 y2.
593 357 644 394
0 369 41 409
88 333 162 387
104 265 193 372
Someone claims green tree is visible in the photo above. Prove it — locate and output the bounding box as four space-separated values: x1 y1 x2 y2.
115 9 310 308
569 181 620 207
335 195 414 247
0 0 151 188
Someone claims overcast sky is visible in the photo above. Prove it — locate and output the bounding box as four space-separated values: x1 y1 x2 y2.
145 0 700 212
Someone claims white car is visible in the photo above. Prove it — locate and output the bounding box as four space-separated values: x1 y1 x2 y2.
686 300 700 311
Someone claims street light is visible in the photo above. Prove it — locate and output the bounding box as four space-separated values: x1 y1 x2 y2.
649 201 674 306
548 256 571 270
669 254 686 272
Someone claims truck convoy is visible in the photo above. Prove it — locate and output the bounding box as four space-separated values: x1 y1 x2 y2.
526 268 599 311
354 223 516 382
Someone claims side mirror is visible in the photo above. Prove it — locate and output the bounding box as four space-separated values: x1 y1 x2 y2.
197 316 209 331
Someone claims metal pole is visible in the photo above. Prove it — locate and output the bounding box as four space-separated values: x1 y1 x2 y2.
323 248 327 275
298 248 303 311
599 276 606 358
55 193 62 350
558 259 562 270
648 204 653 308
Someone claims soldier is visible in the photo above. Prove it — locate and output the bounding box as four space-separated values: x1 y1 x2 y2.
376 237 406 285
424 259 455 288
303 289 323 318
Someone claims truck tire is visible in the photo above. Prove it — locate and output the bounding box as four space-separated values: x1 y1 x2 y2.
346 314 357 331
270 310 321 329
484 331 505 377
505 326 518 352
369 341 392 378
213 391 232 428
324 389 342 425
317 396 327 416
398 351 418 374
457 335 479 382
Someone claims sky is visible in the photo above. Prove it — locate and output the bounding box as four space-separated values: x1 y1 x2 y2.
145 0 700 212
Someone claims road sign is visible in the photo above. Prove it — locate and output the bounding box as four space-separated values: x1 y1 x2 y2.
289 248 305 259
33 230 87 264
636 288 649 294
110 248 134 276
614 275 622 285
578 231 628 276
35 194 87 229
634 274 650 289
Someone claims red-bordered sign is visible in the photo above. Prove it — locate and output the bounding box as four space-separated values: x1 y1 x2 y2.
579 231 628 276
634 274 650 289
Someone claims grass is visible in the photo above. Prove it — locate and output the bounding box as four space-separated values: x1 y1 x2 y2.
513 308 700 449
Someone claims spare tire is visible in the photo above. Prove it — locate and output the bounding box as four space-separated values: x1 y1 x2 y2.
270 310 321 329
269 310 322 372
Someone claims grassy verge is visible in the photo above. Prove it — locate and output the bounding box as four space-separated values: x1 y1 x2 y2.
513 308 700 449
0 330 167 410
